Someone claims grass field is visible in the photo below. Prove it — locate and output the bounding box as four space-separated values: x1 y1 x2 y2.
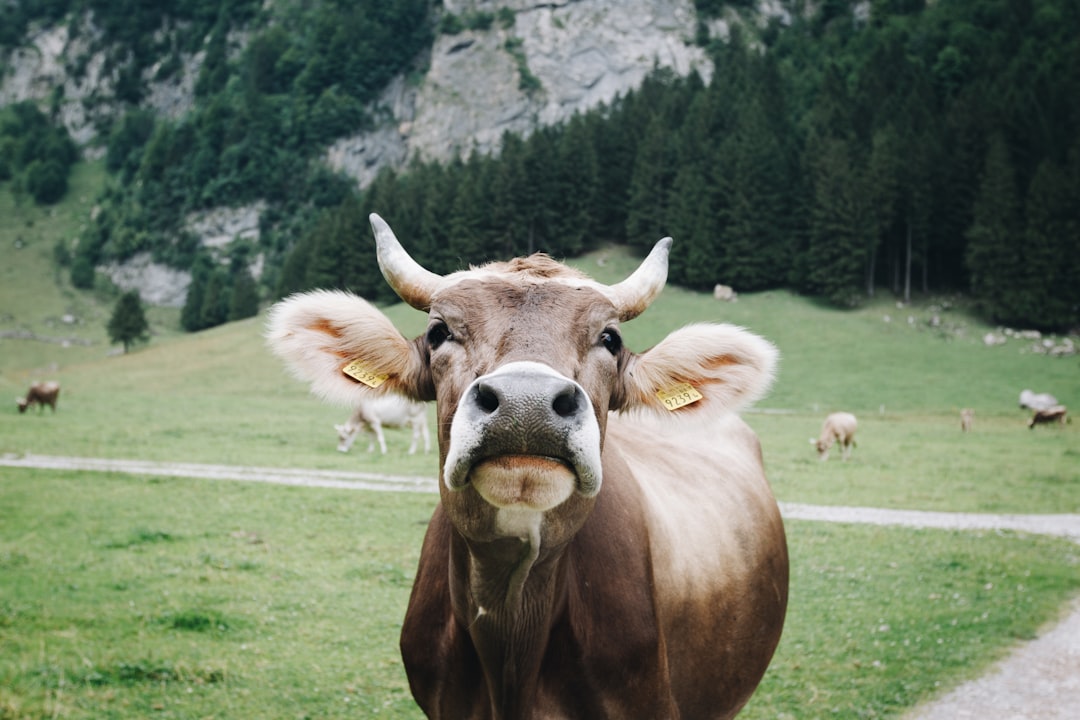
2 164 1079 718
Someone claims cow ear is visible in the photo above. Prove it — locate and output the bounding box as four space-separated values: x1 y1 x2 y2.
617 323 777 419
266 290 430 406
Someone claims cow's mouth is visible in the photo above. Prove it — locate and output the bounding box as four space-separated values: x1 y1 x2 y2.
468 455 577 511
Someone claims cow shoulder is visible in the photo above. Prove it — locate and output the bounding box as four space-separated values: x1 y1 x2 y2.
266 290 432 404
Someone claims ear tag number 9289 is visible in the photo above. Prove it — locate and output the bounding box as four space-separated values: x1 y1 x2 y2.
657 382 703 411
342 359 389 388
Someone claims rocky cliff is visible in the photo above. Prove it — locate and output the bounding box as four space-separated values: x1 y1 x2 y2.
0 1 769 304
3 1 717 181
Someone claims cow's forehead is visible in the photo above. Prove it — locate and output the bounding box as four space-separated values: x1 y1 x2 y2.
433 277 615 322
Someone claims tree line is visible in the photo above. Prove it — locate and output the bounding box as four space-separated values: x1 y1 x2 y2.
6 1 1078 331
283 0 1079 330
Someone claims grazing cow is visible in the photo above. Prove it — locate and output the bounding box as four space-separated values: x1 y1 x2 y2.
267 214 788 720
1029 405 1067 429
812 411 858 461
1019 389 1058 412
16 381 60 414
335 395 431 455
960 408 975 432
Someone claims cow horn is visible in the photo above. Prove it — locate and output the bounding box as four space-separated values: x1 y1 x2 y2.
370 213 443 310
605 237 672 321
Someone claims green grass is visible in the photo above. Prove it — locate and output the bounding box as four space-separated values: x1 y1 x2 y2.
2 165 1079 718
0 469 435 719
1 470 1076 720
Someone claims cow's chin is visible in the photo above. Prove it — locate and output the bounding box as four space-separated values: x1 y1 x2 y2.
469 456 577 511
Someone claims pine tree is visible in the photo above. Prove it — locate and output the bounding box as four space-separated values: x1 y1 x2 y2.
228 267 260 321
181 254 214 331
1018 159 1077 329
107 290 150 353
965 134 1022 322
551 114 599 256
625 117 675 254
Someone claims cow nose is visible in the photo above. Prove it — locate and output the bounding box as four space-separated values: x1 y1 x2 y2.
462 366 594 456
444 361 603 494
473 375 584 420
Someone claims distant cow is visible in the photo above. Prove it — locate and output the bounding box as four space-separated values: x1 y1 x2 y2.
1029 405 1067 429
335 395 431 455
16 381 60 414
812 412 858 461
1019 389 1058 412
960 408 975 432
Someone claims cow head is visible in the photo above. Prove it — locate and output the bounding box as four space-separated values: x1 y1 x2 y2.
268 215 776 550
334 423 358 453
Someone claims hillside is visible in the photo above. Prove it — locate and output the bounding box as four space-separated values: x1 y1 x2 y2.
2 1 1079 337
3 166 1078 517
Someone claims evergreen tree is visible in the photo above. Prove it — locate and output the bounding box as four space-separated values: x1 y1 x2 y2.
200 270 228 329
107 290 150 353
721 97 790 291
226 246 261 321
181 254 214 331
965 134 1022 323
1017 158 1078 329
804 138 872 305
550 114 600 255
625 117 675 254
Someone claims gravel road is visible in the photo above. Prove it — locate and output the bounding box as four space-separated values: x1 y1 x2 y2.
3 452 1078 718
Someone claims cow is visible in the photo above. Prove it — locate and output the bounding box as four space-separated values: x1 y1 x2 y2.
16 381 60 414
335 395 431 455
267 214 788 720
960 408 975 432
812 411 858 461
1019 389 1058 412
1029 405 1067 428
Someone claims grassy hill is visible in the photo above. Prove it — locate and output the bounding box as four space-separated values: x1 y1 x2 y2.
2 164 1078 513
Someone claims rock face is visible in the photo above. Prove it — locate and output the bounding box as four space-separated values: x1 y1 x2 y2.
4 1 710 178
2 1 717 304
328 0 710 180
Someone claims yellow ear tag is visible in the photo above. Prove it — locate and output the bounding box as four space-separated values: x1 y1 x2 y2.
342 359 389 388
656 382 703 411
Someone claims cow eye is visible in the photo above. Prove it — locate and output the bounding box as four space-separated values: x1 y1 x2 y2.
427 321 453 349
600 328 622 355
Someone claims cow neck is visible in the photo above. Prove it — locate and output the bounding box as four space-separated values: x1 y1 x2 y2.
451 528 571 720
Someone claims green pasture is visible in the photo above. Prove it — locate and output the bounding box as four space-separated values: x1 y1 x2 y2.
1 470 1077 720
2 166 1079 718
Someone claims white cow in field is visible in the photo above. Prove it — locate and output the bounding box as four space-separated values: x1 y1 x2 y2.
812 412 858 461
960 408 975 432
1019 389 1058 412
335 396 431 455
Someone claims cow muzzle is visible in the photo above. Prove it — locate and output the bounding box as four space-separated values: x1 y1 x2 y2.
443 362 602 508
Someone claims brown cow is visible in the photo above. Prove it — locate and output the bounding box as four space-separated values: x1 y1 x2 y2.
16 381 60 414
1029 405 1067 428
812 411 858 461
267 214 788 720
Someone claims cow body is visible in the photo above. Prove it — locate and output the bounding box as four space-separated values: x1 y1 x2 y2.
16 381 60 413
336 395 431 454
267 215 788 719
1019 389 1058 411
960 408 975 432
814 411 857 461
1029 405 1067 428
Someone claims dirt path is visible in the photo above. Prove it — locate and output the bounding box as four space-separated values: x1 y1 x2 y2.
3 452 1079 718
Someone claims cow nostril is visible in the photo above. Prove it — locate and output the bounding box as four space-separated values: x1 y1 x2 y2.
552 387 580 418
476 385 500 415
